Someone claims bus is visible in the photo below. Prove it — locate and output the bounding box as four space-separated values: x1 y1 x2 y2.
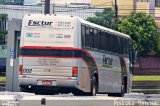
19 14 134 96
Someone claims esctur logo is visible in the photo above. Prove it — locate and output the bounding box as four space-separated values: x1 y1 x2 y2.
28 20 53 26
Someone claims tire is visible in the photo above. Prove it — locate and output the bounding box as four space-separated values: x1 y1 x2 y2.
72 76 98 96
20 86 35 93
72 90 83 96
119 81 127 97
89 76 98 96
108 80 127 97
20 87 30 92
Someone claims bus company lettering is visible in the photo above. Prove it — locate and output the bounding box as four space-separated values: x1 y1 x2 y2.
102 55 113 67
28 20 53 26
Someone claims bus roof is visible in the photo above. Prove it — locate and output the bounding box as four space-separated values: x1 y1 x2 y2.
24 14 131 39
79 17 131 39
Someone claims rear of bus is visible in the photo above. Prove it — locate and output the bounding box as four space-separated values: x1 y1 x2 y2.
19 14 80 92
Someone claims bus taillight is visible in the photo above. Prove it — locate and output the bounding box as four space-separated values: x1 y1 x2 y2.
19 65 23 75
72 67 78 77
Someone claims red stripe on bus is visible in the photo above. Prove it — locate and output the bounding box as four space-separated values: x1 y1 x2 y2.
20 55 80 59
21 46 98 68
22 46 79 50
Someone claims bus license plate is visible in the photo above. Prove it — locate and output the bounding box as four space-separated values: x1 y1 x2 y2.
42 80 52 85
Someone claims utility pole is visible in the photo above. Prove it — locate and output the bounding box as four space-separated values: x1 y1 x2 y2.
115 0 118 18
44 0 50 14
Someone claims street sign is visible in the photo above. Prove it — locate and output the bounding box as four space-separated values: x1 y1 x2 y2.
9 48 14 67
10 48 14 59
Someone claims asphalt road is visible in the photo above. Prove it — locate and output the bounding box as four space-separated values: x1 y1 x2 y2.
0 92 160 106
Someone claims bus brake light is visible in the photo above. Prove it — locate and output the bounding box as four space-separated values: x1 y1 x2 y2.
19 65 23 75
72 67 78 77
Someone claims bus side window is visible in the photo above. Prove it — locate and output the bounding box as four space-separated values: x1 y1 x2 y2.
100 31 106 51
85 26 90 48
106 32 109 52
121 37 125 55
98 30 101 50
125 39 129 56
123 38 126 55
129 40 133 62
112 35 117 53
93 29 100 50
115 35 120 54
81 25 86 48
108 33 112 52
117 36 121 54
89 28 94 49
123 38 129 57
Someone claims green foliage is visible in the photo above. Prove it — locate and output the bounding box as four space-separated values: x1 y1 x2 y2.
87 8 116 29
0 14 8 21
0 30 7 38
85 9 160 56
0 14 8 38
0 0 12 4
0 0 6 4
117 12 160 56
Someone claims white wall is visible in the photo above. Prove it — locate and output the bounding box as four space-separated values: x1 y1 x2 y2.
24 0 38 5
23 0 91 5
50 0 91 5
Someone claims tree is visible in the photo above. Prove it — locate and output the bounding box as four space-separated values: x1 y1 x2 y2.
87 8 117 29
0 0 13 4
0 0 5 4
0 14 8 40
0 14 8 21
0 30 7 38
117 12 160 56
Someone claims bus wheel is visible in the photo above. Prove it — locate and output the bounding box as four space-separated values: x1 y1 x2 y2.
20 87 30 92
90 76 98 96
108 80 127 97
119 80 127 97
72 90 83 96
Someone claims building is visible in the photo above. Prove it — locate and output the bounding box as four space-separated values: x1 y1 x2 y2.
24 0 38 5
23 0 91 6
50 0 91 5
91 0 134 16
14 0 24 5
91 0 160 29
132 0 160 30
4 0 160 28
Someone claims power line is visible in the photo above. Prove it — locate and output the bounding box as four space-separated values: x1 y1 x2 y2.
2 7 160 12
115 0 118 18
44 0 50 14
2 5 160 15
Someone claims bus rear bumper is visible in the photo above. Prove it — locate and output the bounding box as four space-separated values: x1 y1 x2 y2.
19 75 79 89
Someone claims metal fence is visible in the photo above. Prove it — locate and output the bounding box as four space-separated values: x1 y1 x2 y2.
0 5 105 20
0 5 42 20
54 6 104 19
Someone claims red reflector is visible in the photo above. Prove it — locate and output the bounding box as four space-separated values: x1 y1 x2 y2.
19 65 23 75
22 75 26 78
68 77 72 80
72 67 78 77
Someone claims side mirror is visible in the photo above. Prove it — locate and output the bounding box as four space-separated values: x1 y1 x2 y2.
129 48 137 74
132 48 137 64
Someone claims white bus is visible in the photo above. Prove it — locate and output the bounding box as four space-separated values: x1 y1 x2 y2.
19 14 134 96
